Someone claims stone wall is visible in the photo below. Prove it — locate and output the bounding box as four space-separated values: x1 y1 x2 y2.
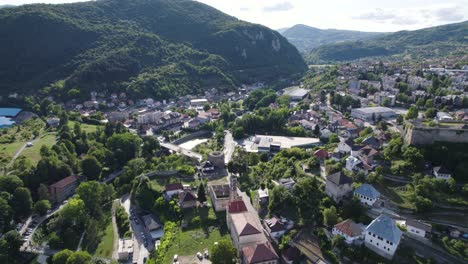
404 122 468 145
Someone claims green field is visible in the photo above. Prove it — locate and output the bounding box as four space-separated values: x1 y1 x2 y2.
20 134 57 164
68 121 101 134
94 221 115 258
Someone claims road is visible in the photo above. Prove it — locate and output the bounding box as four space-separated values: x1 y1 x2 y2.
401 236 465 264
121 194 151 264
223 131 236 165
160 142 203 161
20 202 66 254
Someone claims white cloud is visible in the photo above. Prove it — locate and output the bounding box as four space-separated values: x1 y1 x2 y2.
263 2 293 12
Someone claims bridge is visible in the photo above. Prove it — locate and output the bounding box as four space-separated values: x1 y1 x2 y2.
160 142 203 161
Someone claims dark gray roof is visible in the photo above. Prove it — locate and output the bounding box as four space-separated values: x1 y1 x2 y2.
326 172 352 186
366 215 402 243
406 219 432 232
433 166 451 175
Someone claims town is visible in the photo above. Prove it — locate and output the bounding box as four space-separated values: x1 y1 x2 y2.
0 55 467 264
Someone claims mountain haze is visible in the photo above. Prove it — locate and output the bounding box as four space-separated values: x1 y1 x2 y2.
307 20 468 63
0 0 306 99
280 24 384 53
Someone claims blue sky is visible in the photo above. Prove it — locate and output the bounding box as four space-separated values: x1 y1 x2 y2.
1 0 466 32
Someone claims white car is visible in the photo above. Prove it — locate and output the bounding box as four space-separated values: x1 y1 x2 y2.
173 255 178 262
26 142 33 147
196 252 203 260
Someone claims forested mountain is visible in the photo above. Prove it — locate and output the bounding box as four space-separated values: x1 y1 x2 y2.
280 24 383 53
306 21 468 63
0 0 306 100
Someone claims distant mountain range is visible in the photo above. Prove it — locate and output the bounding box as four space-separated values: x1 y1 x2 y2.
306 21 468 63
0 0 306 99
279 24 384 53
0 5 15 9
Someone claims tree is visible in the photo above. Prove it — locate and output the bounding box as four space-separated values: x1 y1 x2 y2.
11 187 32 219
425 99 434 108
323 206 338 226
414 196 432 213
203 103 211 112
58 198 88 229
0 175 24 193
406 106 419 120
416 98 425 107
313 125 321 136
142 136 160 159
76 181 104 217
197 183 206 203
210 239 236 264
0 230 22 262
269 186 295 217
425 108 437 119
0 197 12 232
37 183 49 201
107 133 142 165
382 98 391 107
51 249 73 264
65 251 91 264
294 177 322 224
34 200 51 215
328 133 339 143
80 155 102 181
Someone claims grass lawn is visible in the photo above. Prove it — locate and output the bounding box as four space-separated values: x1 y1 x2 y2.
68 121 101 134
375 182 415 210
20 134 56 164
0 141 25 160
163 197 229 264
94 220 115 258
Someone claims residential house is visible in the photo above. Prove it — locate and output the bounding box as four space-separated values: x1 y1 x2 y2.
242 242 279 264
357 145 379 165
200 161 215 174
165 183 183 199
433 166 452 181
272 178 296 191
406 219 432 239
313 149 329 161
49 175 79 203
117 239 134 260
46 117 60 128
209 184 230 212
325 172 353 203
142 214 164 240
264 216 287 240
337 139 361 156
361 136 381 149
354 184 380 206
281 246 301 264
332 219 364 245
364 214 402 259
178 190 197 209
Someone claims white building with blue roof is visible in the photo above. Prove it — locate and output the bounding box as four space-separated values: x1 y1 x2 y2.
364 214 402 259
354 183 380 206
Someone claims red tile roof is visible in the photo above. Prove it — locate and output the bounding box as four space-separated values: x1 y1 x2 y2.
50 175 78 189
165 183 183 192
242 243 278 264
240 223 261 236
313 149 329 160
228 200 247 213
334 219 363 237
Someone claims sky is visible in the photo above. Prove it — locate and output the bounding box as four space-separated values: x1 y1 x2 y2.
1 0 467 32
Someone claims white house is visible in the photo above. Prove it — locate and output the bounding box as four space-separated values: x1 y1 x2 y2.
345 156 361 172
405 219 432 239
164 183 184 199
354 184 380 206
433 166 452 181
325 172 353 203
364 214 402 259
332 219 364 245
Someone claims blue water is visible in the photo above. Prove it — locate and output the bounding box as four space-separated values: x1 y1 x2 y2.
0 108 22 117
0 116 15 128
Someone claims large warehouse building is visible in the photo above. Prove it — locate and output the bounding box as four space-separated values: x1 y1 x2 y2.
351 107 396 121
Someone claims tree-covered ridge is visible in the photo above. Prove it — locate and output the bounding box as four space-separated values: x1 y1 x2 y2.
280 24 384 53
0 0 306 98
306 20 468 63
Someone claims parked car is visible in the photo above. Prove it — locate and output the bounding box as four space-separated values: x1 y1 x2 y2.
204 250 209 259
173 255 178 262
196 252 203 260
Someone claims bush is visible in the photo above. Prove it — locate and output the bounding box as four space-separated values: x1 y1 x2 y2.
115 204 130 238
323 250 339 264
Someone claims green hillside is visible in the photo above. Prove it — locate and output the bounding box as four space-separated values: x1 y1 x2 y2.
0 0 306 100
306 21 468 63
281 24 384 53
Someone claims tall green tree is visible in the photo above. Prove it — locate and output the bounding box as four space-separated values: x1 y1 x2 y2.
80 155 102 180
197 183 206 203
11 187 32 219
210 239 236 264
